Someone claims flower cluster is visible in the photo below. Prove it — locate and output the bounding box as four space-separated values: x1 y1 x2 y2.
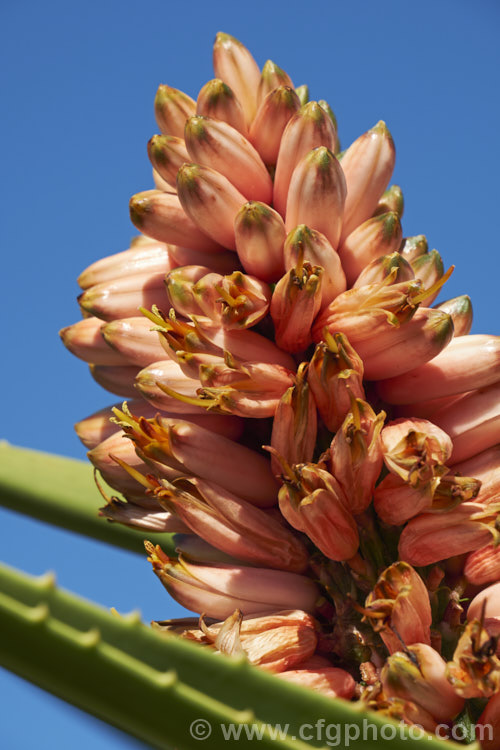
61 33 500 746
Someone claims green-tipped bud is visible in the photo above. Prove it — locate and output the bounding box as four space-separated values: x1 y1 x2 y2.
213 32 261 125
129 189 221 252
234 201 286 282
177 163 246 251
373 184 404 217
338 212 403 286
400 234 428 260
434 294 473 336
285 146 346 250
249 86 301 165
339 120 396 242
147 134 189 189
154 85 196 138
295 84 309 106
196 78 248 136
258 60 294 104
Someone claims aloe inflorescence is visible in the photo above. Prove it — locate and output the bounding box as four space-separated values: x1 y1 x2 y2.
61 32 500 746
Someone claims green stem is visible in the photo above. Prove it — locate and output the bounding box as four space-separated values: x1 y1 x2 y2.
0 442 174 555
0 562 471 750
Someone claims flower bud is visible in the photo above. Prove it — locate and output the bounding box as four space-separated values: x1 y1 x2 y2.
147 134 190 189
60 317 127 366
184 115 272 203
307 332 365 432
77 240 174 289
399 234 428 261
101 317 167 367
434 295 472 336
446 619 500 698
89 364 139 397
234 201 286 282
363 562 432 654
339 120 396 242
398 501 500 566
381 643 464 722
249 86 301 165
373 185 404 217
432 381 500 463
114 410 278 507
273 102 338 217
212 32 261 125
154 85 196 137
176 163 247 250
352 308 454 381
377 335 500 405
257 60 293 102
330 398 385 515
270 362 317 475
153 475 309 571
284 225 346 308
338 213 404 286
78 271 170 322
135 359 208 414
285 147 346 250
196 78 248 136
278 463 359 561
129 190 222 252
146 542 318 619
271 259 323 353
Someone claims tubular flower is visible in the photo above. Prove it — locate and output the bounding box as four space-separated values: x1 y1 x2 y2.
277 462 359 561
145 542 319 620
468 583 500 651
446 619 500 698
307 331 366 433
381 644 464 723
362 562 432 654
270 362 317 475
62 31 500 727
328 398 385 515
374 418 453 524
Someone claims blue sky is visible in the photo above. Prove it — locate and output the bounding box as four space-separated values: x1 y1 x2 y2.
1 0 499 746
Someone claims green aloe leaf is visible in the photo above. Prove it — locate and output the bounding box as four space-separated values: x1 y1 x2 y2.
0 442 174 555
0 562 470 750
